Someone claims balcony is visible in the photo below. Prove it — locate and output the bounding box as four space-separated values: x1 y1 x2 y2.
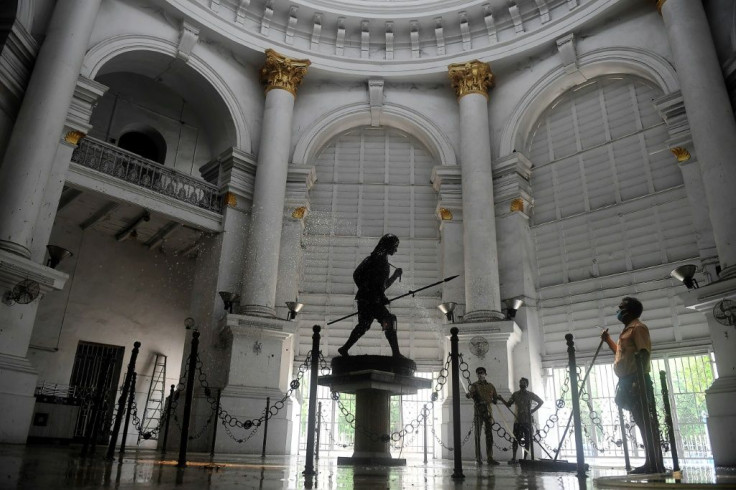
70 137 222 214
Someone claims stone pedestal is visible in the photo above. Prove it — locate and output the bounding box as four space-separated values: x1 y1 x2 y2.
319 357 431 466
680 276 736 468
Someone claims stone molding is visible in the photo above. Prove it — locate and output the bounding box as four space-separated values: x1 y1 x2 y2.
492 152 533 218
0 19 38 103
0 249 68 293
201 147 258 208
260 48 310 96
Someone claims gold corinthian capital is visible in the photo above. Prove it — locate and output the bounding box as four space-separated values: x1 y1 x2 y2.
448 60 494 100
260 49 311 97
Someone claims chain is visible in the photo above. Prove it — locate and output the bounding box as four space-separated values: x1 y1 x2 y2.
319 411 351 449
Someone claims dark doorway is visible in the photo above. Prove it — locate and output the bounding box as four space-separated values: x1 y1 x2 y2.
118 131 165 164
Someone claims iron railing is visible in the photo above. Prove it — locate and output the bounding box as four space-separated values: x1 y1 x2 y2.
71 137 222 213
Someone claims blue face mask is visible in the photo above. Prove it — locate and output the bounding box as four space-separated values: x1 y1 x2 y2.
616 310 625 322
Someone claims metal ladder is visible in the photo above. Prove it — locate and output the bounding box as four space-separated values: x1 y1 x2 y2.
138 353 167 442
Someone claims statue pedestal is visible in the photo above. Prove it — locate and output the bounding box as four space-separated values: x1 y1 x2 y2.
319 356 431 466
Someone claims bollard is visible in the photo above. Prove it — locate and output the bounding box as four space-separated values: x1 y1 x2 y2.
177 330 200 468
450 327 464 480
119 372 137 460
211 388 221 457
617 406 631 472
423 412 428 464
315 401 322 461
106 341 141 460
659 370 680 476
565 334 586 477
303 326 321 476
162 384 175 455
261 397 270 458
82 356 113 456
634 352 664 473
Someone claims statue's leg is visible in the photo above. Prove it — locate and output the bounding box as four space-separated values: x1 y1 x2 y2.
338 307 371 356
382 314 404 357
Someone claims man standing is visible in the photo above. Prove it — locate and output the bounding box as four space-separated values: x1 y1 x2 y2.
466 366 501 465
338 234 404 357
601 296 663 474
504 377 543 463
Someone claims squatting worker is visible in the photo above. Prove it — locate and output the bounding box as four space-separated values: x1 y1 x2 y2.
601 296 663 474
466 366 501 465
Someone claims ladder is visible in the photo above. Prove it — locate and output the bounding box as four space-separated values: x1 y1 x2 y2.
138 353 167 443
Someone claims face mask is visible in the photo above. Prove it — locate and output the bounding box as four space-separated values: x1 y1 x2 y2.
616 310 625 322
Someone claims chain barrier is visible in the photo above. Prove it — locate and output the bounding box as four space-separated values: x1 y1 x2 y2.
318 411 351 449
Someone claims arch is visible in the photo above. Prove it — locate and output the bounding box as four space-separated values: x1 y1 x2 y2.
292 102 457 166
82 35 251 152
117 125 167 164
499 47 680 158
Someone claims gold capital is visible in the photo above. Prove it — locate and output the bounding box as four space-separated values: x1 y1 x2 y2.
64 130 86 145
670 147 691 162
438 207 453 220
260 49 311 97
224 192 238 208
510 198 525 213
291 206 307 219
448 60 494 100
655 0 666 14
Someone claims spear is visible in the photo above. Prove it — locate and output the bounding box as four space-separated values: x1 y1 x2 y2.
326 275 459 325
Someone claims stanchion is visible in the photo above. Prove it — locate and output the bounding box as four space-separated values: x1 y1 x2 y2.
211 388 221 457
634 352 664 473
161 384 174 455
82 355 112 456
423 414 428 464
303 325 321 476
617 406 631 472
450 327 464 480
261 397 270 458
106 341 141 460
565 334 586 477
119 372 137 460
315 401 322 461
659 370 680 477
177 330 200 468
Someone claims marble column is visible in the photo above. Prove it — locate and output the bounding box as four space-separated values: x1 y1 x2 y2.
240 50 310 317
447 61 504 321
657 0 736 279
0 0 103 259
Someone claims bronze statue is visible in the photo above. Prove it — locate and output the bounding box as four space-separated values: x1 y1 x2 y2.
338 234 404 357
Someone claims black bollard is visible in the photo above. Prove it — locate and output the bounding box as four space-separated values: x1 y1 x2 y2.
211 388 221 457
119 372 137 460
659 371 680 476
106 341 141 460
423 412 428 464
177 330 200 468
565 334 586 477
82 355 113 456
450 327 464 480
618 406 631 471
261 397 270 458
303 326 321 476
162 384 175 455
315 401 322 461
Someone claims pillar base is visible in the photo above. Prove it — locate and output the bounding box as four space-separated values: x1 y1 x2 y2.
0 354 38 443
706 376 736 468
337 456 406 466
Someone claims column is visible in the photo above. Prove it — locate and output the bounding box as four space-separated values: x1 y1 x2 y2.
657 0 736 279
0 0 103 258
447 60 504 321
240 49 310 317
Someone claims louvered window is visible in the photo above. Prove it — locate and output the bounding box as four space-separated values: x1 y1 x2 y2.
527 76 705 358
300 127 442 361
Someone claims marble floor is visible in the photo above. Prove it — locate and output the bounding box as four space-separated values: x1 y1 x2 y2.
0 445 733 489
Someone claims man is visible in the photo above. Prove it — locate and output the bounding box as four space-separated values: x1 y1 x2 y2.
338 234 404 357
504 377 543 463
466 366 501 465
601 296 663 474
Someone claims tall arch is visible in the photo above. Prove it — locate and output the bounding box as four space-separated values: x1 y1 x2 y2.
82 35 250 152
499 47 680 158
292 102 457 166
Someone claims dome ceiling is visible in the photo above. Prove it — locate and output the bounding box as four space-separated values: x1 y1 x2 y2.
164 0 626 78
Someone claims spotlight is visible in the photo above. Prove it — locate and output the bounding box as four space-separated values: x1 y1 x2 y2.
504 298 524 320
184 317 196 330
46 245 73 269
286 300 304 321
218 291 240 313
670 265 699 289
437 302 457 323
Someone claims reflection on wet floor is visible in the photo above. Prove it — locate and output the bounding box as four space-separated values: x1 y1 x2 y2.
1 445 733 489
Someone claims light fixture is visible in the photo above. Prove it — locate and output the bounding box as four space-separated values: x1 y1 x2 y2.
184 317 196 330
504 298 525 320
286 300 304 321
218 291 240 313
437 302 457 323
670 265 699 289
46 245 73 269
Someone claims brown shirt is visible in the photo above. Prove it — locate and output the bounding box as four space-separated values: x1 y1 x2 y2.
613 318 651 378
468 380 498 412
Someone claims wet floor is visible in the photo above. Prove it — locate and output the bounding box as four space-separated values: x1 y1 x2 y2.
0 445 732 489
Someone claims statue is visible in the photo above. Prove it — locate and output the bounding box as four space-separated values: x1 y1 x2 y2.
337 234 404 357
